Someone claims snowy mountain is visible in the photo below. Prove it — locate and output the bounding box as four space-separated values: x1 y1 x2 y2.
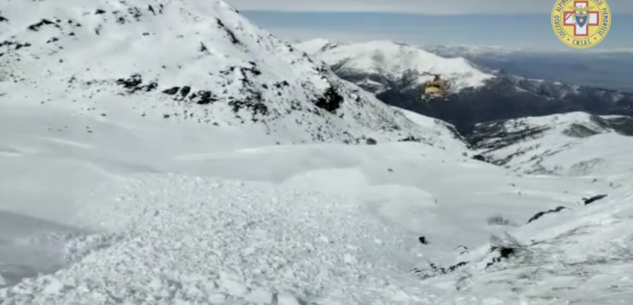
1 1 633 304
297 39 494 95
0 0 454 147
297 39 633 133
469 112 633 175
422 45 633 92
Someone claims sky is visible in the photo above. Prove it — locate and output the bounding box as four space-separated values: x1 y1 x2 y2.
226 0 633 50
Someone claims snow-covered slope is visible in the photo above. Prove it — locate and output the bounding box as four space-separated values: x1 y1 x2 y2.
2 104 632 303
296 39 495 94
469 112 633 175
1 1 632 304
391 106 469 150
295 37 335 55
0 0 449 145
434 182 633 304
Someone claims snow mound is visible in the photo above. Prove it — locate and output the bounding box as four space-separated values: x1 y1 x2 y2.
470 112 633 175
0 175 445 304
296 39 495 92
0 0 439 144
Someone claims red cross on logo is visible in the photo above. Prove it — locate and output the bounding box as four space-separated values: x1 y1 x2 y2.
563 0 600 37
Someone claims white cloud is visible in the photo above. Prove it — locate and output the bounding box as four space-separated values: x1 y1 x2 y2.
227 0 633 14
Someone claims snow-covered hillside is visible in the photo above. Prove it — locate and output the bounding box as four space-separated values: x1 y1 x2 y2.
2 103 632 304
391 106 469 150
469 112 633 175
296 39 495 94
1 1 633 304
0 0 450 145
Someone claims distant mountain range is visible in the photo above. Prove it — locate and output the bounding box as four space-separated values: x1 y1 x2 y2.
297 39 633 134
420 45 633 93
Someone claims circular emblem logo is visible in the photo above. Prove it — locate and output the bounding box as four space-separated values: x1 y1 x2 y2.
551 0 611 49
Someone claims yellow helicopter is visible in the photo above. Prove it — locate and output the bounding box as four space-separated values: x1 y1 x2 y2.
421 74 450 103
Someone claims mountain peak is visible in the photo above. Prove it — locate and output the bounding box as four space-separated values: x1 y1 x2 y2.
0 0 458 145
296 39 495 91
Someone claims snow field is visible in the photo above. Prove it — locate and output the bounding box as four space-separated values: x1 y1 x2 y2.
0 0 632 303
